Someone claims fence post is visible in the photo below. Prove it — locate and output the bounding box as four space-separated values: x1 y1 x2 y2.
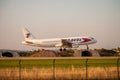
117 57 119 80
86 59 88 80
53 59 55 80
19 59 21 80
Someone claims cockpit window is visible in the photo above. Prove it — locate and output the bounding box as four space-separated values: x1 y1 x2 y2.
91 37 94 40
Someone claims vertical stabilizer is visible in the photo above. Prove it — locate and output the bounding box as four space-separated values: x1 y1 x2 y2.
22 27 35 41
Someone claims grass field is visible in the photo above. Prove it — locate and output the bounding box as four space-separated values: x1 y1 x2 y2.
0 67 118 80
0 58 118 68
0 58 119 80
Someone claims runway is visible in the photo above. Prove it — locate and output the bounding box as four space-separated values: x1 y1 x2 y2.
0 57 119 60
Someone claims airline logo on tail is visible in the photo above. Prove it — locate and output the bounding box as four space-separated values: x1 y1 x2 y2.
22 27 35 40
26 33 30 38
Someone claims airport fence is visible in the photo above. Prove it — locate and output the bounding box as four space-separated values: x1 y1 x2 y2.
0 57 119 80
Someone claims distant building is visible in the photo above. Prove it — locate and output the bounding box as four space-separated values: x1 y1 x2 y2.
74 49 100 57
0 52 2 57
0 51 19 57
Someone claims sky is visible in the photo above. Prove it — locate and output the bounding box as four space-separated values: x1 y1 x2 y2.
0 0 120 50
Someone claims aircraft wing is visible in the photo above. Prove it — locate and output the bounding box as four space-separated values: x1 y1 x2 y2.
61 39 72 48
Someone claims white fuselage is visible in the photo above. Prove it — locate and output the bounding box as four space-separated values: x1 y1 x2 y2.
22 36 97 48
22 27 97 48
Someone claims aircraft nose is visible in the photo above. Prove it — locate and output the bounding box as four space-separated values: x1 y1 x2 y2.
93 38 97 43
91 37 97 43
94 39 97 43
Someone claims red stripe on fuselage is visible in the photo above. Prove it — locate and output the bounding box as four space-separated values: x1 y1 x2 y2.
82 38 91 42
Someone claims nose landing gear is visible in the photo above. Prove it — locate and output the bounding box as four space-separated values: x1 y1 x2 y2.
86 45 89 50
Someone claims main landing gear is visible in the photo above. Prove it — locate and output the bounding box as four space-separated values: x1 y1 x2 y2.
59 48 66 51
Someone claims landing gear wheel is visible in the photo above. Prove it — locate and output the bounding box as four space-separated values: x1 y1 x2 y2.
59 48 62 51
63 48 66 51
59 48 67 51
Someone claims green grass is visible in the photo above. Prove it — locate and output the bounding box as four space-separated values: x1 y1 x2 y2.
0 59 119 69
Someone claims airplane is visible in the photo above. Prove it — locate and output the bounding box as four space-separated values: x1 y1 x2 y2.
22 27 97 51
